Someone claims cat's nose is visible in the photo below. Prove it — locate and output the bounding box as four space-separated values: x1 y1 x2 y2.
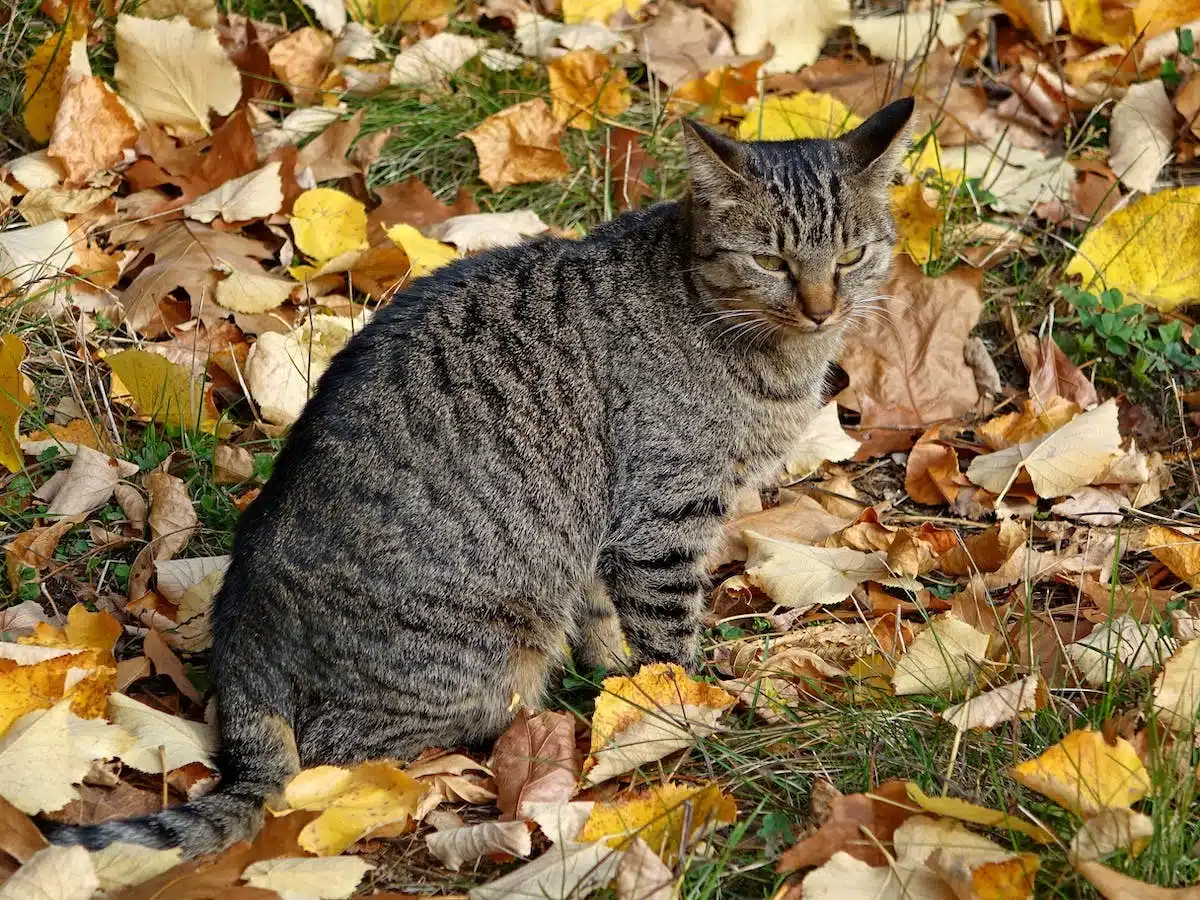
796 282 836 324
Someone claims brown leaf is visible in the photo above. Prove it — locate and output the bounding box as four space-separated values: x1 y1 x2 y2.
777 779 918 871
48 75 139 187
143 628 202 703
145 471 198 561
1076 860 1200 898
1072 159 1122 223
547 49 631 130
1008 613 1094 687
5 517 80 592
213 445 255 485
40 781 163 827
296 109 365 183
367 176 478 245
492 708 580 821
715 494 853 567
838 258 984 430
127 108 259 208
605 128 657 212
0 795 49 863
637 0 739 86
463 99 571 191
268 26 333 107
1022 334 1099 409
905 426 962 505
940 520 1027 576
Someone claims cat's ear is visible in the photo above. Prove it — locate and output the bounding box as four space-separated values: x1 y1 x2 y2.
682 119 747 204
839 97 915 184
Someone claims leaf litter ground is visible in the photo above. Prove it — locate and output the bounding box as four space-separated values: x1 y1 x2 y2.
5 0 1200 898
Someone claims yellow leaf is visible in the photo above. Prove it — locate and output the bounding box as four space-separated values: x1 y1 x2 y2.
1011 729 1151 817
732 0 849 75
891 615 989 697
1062 0 1134 41
547 49 631 131
890 182 943 266
0 335 29 474
353 0 454 24
242 857 374 897
904 782 1055 844
291 188 368 264
1152 639 1200 732
562 0 647 22
214 268 296 314
0 654 78 736
1146 525 1200 587
584 663 734 786
275 761 430 856
738 92 863 141
384 224 458 278
578 782 736 860
90 843 184 894
22 32 85 145
1134 0 1200 37
114 14 241 139
106 349 212 431
462 99 571 192
106 693 215 773
966 400 1122 500
669 61 762 122
1065 187 1200 311
24 604 122 665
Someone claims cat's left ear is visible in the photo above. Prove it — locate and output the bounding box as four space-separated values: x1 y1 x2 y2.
682 119 747 204
839 97 915 185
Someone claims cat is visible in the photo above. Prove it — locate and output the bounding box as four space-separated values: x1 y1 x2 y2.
50 97 913 856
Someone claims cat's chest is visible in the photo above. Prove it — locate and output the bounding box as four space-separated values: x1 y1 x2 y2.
730 393 823 485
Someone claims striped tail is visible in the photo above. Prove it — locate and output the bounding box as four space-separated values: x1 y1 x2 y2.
48 702 299 857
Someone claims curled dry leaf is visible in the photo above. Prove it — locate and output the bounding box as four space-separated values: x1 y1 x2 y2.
425 819 532 871
547 49 632 130
1070 808 1155 863
1108 80 1175 194
941 674 1048 730
269 26 333 106
463 99 573 192
785 402 860 478
241 856 374 897
583 663 734 786
114 14 241 139
891 614 989 697
246 314 365 425
615 836 677 900
35 446 138 521
1022 333 1099 410
492 708 579 821
635 0 736 87
390 33 487 86
47 75 138 187
940 519 1026 576
1011 729 1150 817
1076 860 1200 899
144 471 198 561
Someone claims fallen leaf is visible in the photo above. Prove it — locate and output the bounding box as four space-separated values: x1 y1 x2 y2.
940 520 1027 576
743 531 919 613
492 708 579 821
1024 334 1099 410
37 447 140 520
635 1 735 86
215 268 297 315
425 819 532 871
563 0 646 22
1062 0 1133 41
0 219 79 294
0 654 80 736
301 0 346 34
913 816 1040 900
464 99 571 191
269 26 333 106
733 0 848 73
1066 614 1176 687
1076 860 1200 898
5 519 77 593
384 224 458 277
0 845 98 900
798 848 955 900
90 843 184 893
0 794 48 862
889 181 943 266
1070 808 1155 863
846 8 969 62
1146 525 1200 587
290 188 368 266
1108 80 1175 194
275 761 429 855
547 49 631 129
1011 729 1151 817
777 780 918 871
838 258 983 430
584 663 734 786
891 614 990 696
41 781 162 827
966 400 1121 499
390 32 486 86
142 471 198 562
615 836 676 900
1150 640 1200 732
183 162 284 224
1065 186 1200 311
468 840 624 900
0 336 29 474
904 782 1055 843
427 210 550 254
114 14 241 139
670 59 761 121
941 674 1048 731
738 91 861 140
241 856 374 897
785 402 860 478
47 75 138 187
134 0 218 27
22 33 88 145
579 781 735 859
106 692 215 773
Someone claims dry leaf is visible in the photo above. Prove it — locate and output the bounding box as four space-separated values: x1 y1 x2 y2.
738 91 860 141
0 845 98 900
22 33 88 145
492 708 579 821
89 843 183 893
428 210 550 253
579 781 736 859
47 76 138 187
891 615 989 696
615 837 677 900
1011 729 1151 817
733 0 848 73
0 794 49 862
385 224 458 277
269 26 333 106
785 402 860 477
914 817 1039 900
1108 80 1175 194
547 49 631 129
241 856 374 897
468 840 624 900
114 14 241 138
636 1 735 86
846 8 969 62
214 445 256 484
275 761 429 855
1066 614 1176 686
215 268 296 315
246 314 364 425
1070 808 1155 863
890 182 943 266
36 446 139 519
0 220 79 294
966 400 1121 499
1024 333 1099 410
941 674 1048 730
425 819 532 871
799 849 955 900
144 471 198 561
106 692 215 773
584 663 734 786
464 99 571 191
291 188 368 264
1065 186 1200 312
1146 525 1200 587
940 519 1027 576
904 783 1055 843
1151 640 1200 732
777 780 918 871
0 336 29 474
184 162 283 224
670 60 761 121
1076 860 1200 898
563 0 646 22
390 33 486 86
1062 0 1133 41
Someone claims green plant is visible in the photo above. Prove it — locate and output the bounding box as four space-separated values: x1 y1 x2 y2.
1160 27 1196 88
1057 285 1200 390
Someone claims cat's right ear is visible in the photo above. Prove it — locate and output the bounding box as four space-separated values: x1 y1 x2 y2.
682 120 746 205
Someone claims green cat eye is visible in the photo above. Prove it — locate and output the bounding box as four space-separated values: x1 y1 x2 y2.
753 254 787 272
837 246 866 267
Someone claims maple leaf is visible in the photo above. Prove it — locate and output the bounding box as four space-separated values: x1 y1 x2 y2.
1012 729 1151 817
1066 186 1200 311
463 99 572 191
547 49 631 130
113 14 241 139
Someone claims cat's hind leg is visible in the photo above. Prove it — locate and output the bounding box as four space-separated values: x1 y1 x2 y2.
571 578 632 673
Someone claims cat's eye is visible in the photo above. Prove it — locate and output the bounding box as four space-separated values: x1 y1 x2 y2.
837 246 866 267
753 254 788 272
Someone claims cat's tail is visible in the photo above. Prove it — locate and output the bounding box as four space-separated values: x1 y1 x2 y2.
47 690 300 857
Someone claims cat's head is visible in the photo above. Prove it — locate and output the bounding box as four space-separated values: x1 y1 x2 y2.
682 98 914 344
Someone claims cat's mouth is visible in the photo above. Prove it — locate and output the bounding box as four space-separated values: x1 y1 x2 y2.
763 307 847 335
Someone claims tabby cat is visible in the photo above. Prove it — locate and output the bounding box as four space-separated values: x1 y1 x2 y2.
52 97 914 856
